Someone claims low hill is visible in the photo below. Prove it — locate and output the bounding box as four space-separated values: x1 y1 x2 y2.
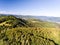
0 15 34 29
0 15 60 45
26 18 60 28
0 15 59 29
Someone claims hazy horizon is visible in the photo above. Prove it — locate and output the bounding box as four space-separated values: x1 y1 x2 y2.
0 0 60 17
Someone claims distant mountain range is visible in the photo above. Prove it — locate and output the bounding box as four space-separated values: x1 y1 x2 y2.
14 15 60 23
0 14 60 23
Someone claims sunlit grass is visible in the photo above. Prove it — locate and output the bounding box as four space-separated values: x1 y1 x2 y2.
5 27 60 45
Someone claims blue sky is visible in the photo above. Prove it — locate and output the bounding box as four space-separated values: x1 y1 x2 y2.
0 0 60 17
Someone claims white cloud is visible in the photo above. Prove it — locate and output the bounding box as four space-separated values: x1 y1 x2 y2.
0 11 20 15
0 10 60 17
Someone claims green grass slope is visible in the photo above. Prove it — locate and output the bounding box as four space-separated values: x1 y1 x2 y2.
0 15 59 28
0 15 33 29
0 27 60 45
0 15 60 45
27 18 60 28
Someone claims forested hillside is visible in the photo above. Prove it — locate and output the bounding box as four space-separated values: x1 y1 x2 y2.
0 15 60 45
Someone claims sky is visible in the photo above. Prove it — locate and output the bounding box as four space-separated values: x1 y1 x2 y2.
0 0 60 17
